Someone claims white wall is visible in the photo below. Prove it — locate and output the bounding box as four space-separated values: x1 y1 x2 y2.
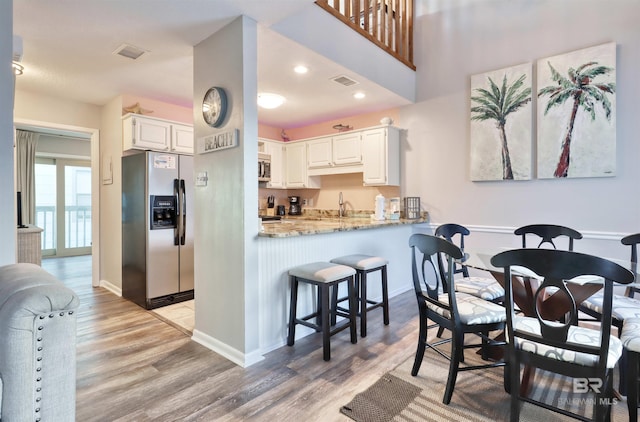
0 0 14 265
192 16 261 365
399 0 640 260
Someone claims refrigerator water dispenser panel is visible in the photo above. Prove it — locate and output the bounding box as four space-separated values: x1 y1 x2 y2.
150 195 177 229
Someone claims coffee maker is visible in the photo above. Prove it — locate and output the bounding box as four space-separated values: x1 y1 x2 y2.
288 196 302 215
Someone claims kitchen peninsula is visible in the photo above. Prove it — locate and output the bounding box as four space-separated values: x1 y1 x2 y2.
256 213 427 355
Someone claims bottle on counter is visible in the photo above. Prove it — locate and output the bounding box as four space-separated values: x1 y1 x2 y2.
373 194 386 221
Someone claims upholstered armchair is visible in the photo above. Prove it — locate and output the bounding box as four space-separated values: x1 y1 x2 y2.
0 263 80 422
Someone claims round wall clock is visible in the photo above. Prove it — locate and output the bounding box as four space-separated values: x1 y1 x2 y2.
202 87 228 128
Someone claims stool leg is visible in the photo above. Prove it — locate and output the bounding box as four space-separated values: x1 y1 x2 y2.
360 270 368 337
320 283 331 361
287 276 298 346
348 275 358 344
330 284 338 326
315 287 322 331
382 265 390 326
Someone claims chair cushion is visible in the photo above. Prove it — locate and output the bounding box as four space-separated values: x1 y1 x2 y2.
289 262 355 283
330 254 388 271
512 316 622 368
454 276 505 301
426 292 506 325
621 317 640 353
581 292 640 320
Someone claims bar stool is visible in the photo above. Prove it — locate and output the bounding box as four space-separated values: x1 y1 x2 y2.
287 262 357 361
330 254 389 337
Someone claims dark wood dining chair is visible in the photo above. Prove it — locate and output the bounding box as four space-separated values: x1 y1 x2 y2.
409 233 506 405
621 317 640 422
491 248 634 422
435 223 504 303
514 224 583 250
580 233 640 394
581 233 640 330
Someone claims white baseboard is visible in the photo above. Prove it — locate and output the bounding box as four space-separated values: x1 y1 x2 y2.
191 329 265 368
99 279 121 296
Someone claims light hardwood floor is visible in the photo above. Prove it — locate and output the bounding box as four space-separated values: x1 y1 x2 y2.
41 256 421 421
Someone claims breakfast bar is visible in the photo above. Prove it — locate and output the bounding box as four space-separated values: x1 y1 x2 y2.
256 214 428 354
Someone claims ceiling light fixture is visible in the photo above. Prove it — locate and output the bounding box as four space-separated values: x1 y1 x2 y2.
353 92 365 99
294 65 308 74
12 61 23 76
257 93 285 109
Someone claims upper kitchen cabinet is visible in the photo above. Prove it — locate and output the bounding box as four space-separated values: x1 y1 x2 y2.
285 141 320 189
123 113 194 154
170 124 194 154
307 137 333 168
306 132 362 172
260 139 285 189
362 127 400 186
332 132 362 166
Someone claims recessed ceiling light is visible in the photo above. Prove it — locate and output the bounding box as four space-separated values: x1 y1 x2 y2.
353 92 366 99
294 65 308 74
257 93 285 109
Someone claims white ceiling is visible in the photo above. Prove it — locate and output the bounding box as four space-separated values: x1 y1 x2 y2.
13 0 414 130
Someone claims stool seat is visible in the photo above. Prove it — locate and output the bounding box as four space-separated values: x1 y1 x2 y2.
289 262 355 282
330 254 388 271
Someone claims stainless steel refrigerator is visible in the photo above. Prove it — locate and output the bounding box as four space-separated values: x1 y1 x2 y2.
122 151 194 309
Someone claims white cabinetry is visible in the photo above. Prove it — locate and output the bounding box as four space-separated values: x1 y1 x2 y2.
123 114 193 154
332 132 362 166
171 124 194 154
361 126 400 186
285 142 320 188
307 138 332 168
261 139 285 189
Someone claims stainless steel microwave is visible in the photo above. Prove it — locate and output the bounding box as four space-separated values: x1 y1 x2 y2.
258 152 271 182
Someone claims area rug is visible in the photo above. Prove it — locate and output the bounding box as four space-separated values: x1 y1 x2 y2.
341 347 628 422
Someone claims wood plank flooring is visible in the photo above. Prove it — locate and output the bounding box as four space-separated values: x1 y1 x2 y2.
41 256 421 421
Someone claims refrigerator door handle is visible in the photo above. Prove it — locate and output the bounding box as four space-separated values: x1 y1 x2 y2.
180 179 186 246
173 178 180 246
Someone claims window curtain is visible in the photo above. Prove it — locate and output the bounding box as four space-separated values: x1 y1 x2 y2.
16 130 39 225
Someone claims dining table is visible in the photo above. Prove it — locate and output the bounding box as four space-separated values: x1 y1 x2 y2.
457 248 639 396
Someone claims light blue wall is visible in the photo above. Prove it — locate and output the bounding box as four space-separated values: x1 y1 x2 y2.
192 16 260 365
399 0 640 259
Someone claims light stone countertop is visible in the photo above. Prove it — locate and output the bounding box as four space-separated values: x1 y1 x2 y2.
258 215 428 238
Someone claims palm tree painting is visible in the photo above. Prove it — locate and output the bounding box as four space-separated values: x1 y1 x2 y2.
470 63 532 181
537 43 616 178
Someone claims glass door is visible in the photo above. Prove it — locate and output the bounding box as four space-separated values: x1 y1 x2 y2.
35 158 91 257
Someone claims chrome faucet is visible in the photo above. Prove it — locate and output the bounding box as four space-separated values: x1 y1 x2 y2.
338 192 345 218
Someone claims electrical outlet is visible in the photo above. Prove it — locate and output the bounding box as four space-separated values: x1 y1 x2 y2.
302 198 308 205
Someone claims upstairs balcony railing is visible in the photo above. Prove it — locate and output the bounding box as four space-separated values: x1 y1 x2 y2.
315 0 415 70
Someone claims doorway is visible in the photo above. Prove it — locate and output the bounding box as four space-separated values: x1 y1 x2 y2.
14 118 100 287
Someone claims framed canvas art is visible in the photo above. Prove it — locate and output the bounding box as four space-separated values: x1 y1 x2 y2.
537 42 616 178
470 63 532 181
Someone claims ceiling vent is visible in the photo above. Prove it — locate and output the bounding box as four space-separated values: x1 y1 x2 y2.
113 43 148 60
331 75 358 87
